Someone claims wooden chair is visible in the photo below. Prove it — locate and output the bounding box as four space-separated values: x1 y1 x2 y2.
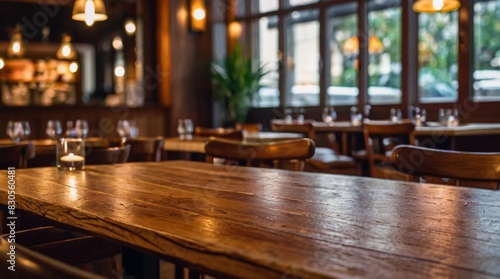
0 142 35 168
124 137 164 162
85 145 131 165
0 237 106 279
194 126 244 140
363 119 415 179
391 145 500 190
270 119 359 175
205 138 315 171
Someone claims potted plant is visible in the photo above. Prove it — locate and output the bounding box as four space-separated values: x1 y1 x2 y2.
210 44 268 126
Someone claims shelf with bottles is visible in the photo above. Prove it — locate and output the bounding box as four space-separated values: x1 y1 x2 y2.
0 58 78 106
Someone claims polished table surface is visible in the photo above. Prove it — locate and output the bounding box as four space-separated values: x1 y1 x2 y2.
1 161 499 278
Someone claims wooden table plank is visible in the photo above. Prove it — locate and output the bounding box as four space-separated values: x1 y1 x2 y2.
1 161 499 278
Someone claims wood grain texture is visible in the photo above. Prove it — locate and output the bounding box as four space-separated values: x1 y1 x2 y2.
1 161 500 278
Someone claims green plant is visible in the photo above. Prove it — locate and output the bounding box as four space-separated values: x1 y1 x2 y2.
210 44 268 125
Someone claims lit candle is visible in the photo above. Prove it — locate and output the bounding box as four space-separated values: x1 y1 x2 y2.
60 153 85 163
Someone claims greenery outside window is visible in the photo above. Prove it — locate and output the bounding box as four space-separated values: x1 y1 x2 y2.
418 12 458 103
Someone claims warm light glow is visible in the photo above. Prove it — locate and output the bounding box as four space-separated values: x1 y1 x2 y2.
189 0 206 32
7 31 24 57
125 20 136 35
85 0 96 26
12 42 21 54
112 36 123 50
343 36 384 55
433 0 444 10
62 45 71 57
69 62 79 73
229 21 242 38
56 35 76 60
72 0 108 25
114 66 125 77
0 58 4 69
193 8 206 20
413 0 461 13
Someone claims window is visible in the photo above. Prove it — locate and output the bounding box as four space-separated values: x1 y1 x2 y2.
327 2 358 106
368 0 401 105
254 16 280 107
473 0 500 102
286 9 320 107
418 12 458 103
228 1 496 112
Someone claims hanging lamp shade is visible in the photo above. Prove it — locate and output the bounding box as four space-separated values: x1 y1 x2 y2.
56 34 77 60
413 0 461 13
72 0 108 26
7 29 24 58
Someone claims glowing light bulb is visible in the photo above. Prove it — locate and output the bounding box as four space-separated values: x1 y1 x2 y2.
62 45 71 57
69 62 79 73
85 0 96 26
432 0 444 10
124 20 136 35
0 58 4 70
12 42 21 54
114 66 125 77
193 8 206 20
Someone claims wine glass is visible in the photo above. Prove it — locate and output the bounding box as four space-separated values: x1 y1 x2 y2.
46 120 62 140
117 120 131 143
6 121 22 142
128 120 139 139
74 119 89 138
177 119 186 139
20 121 31 141
322 107 337 126
184 119 194 139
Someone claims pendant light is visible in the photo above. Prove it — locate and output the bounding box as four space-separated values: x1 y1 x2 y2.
7 29 24 58
72 0 108 26
413 0 461 13
56 34 77 60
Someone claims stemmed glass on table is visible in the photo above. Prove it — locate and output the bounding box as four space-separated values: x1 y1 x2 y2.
117 120 139 143
46 120 63 140
74 119 89 138
322 107 337 126
6 121 30 142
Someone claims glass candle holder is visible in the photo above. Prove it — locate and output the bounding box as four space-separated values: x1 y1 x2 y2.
57 138 85 171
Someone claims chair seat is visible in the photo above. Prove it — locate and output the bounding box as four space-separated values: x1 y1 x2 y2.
306 153 356 169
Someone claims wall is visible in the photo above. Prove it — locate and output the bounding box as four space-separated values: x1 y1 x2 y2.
157 0 213 136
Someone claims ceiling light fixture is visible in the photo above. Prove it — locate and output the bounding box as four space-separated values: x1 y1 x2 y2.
56 34 77 60
7 29 24 58
72 0 108 26
412 0 461 13
189 0 206 32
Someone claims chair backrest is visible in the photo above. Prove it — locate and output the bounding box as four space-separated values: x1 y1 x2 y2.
391 145 500 190
363 119 415 178
0 237 105 279
125 137 164 162
85 145 131 165
194 127 244 140
235 123 263 133
0 142 35 168
270 119 315 139
205 138 315 171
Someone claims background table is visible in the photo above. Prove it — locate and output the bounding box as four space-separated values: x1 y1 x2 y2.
1 161 499 278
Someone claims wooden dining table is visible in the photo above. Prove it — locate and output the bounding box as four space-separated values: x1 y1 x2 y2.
276 120 500 154
163 131 304 154
1 161 499 278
